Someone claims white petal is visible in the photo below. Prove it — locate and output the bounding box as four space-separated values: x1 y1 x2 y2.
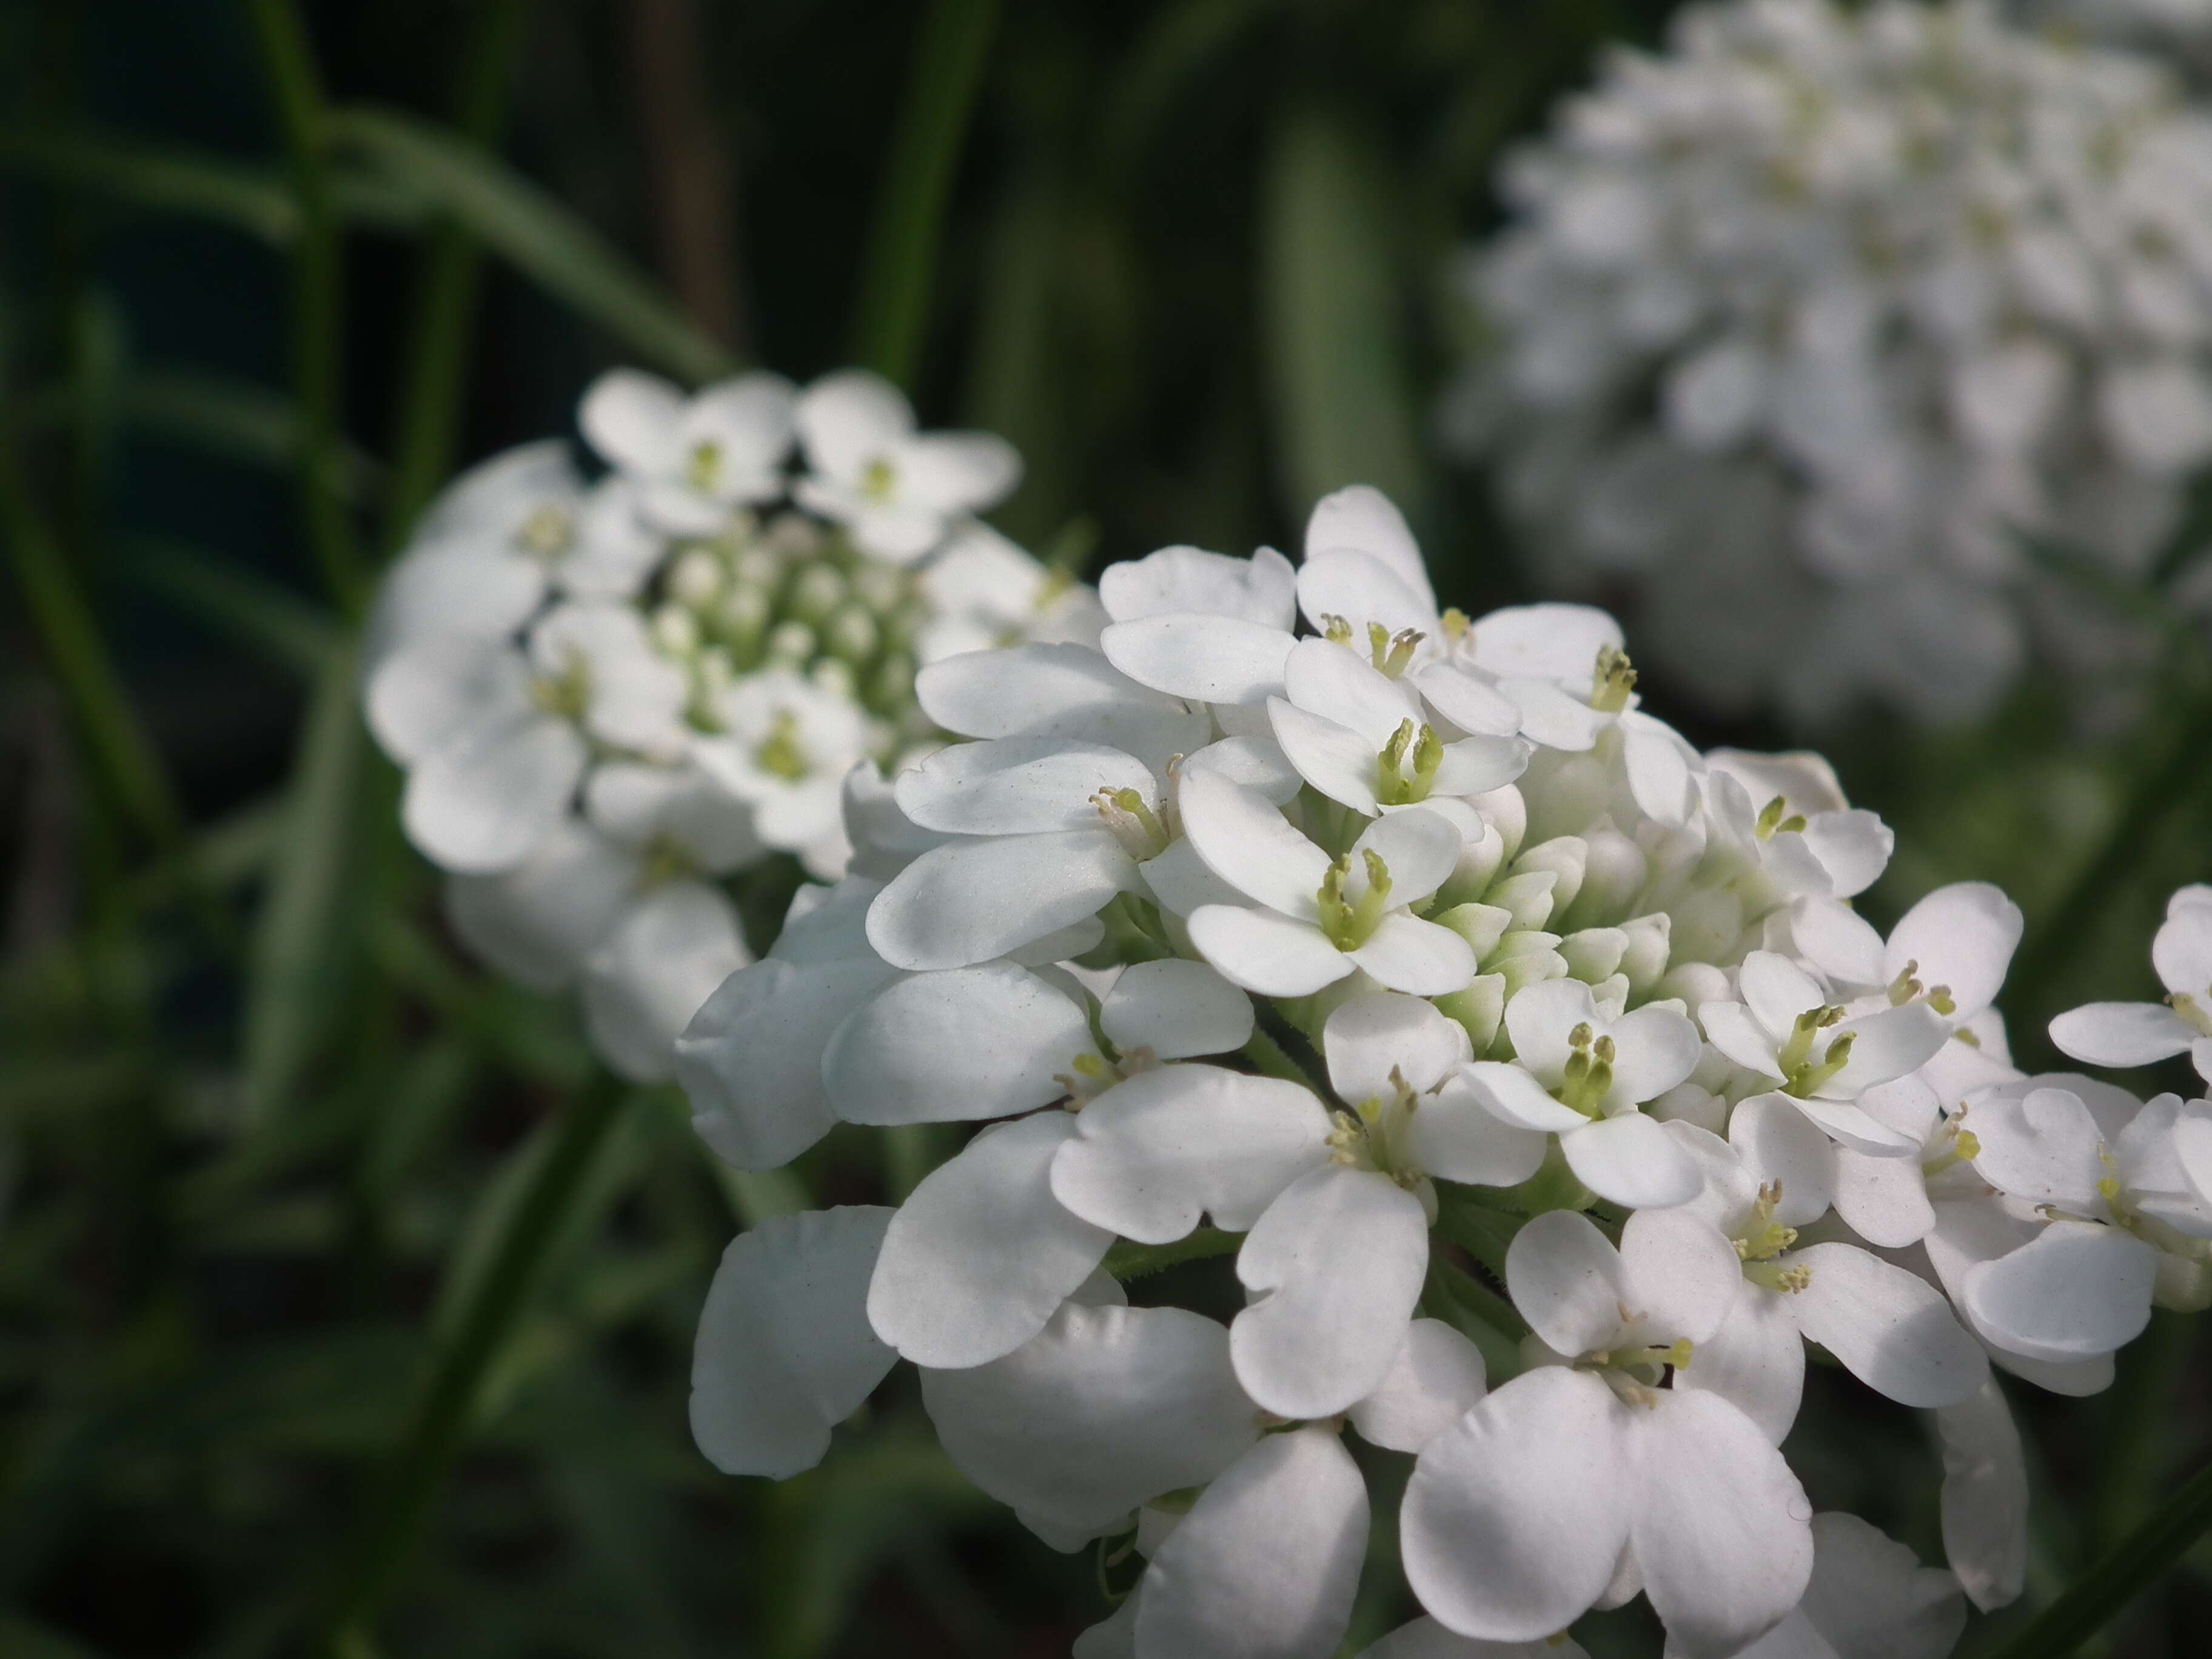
1564 1113 1704 1208
1413 665 1523 737
1352 807 1464 907
1788 1243 1986 1407
1269 699 1384 814
1100 614 1293 705
1701 1001 1788 1079
1798 1511 1967 1659
1832 1149 1936 1248
1679 1286 1805 1447
1884 883 2022 1021
1825 1004 1950 1096
1180 771 1329 918
582 882 752 1083
823 962 1091 1125
1361 1620 1587 1659
1936 1379 2028 1612
1460 1061 1589 1134
1962 1221 2157 1362
1349 1318 1487 1453
1505 1207 1631 1358
1141 836 1247 918
1326 992 1472 1101
675 954 902 1171
1968 1087 2107 1210
894 737 1155 836
916 643 1212 771
895 430 1020 512
443 820 634 991
691 1207 896 1478
1468 603 1623 682
1779 1092 1923 1158
1402 1367 1632 1643
2154 906 2212 997
866 1114 1114 1367
1295 549 1435 642
1631 1389 1814 1659
403 712 584 873
1798 811 1892 900
1406 1079 1550 1186
2048 1001 2198 1068
920 1301 1259 1546
1603 1005 1705 1113
1232 1165 1430 1418
1135 1428 1369 1659
1099 544 1296 629
1739 953 1823 1044
1790 896 1886 989
1075 1595 1140 1659
1188 905 1353 997
1283 637 1423 744
1305 485 1435 611
1621 1207 1743 1346
1101 958 1254 1059
1181 734 1304 803
866 830 1137 970
1052 1065 1333 1241
1347 914 1478 997
796 368 911 480
1730 1095 1837 1225
580 367 683 472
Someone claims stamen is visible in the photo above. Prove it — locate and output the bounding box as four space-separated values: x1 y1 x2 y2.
1591 645 1638 712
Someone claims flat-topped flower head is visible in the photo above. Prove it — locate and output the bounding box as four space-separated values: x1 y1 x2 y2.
796 370 1022 561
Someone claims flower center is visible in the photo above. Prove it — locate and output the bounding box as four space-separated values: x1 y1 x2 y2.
1778 1005 1852 1098
1375 719 1446 806
1316 616 1423 677
1553 1022 1615 1119
528 652 592 721
1886 957 1956 1016
1590 645 1637 713
752 709 810 781
1754 794 1808 841
686 439 723 494
860 455 898 503
2168 991 2212 1037
1318 850 1393 948
1327 1065 1426 1188
1093 785 1171 859
637 833 702 891
517 503 573 558
1732 1181 1810 1292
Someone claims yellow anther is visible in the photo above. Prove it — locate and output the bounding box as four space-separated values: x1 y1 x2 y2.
686 438 723 493
860 455 898 503
1755 794 1808 840
753 709 809 780
1592 645 1638 712
517 503 573 557
1321 614 1353 646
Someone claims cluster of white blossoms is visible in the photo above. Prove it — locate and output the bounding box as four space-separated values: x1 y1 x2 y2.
673 483 2212 1658
361 366 1099 1081
1447 0 2212 725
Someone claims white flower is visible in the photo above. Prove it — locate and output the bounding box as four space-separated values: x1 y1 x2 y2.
694 669 873 877
1453 0 2212 720
580 880 751 1082
581 367 797 534
794 370 1021 561
2051 885 2212 1080
1403 1210 1814 1659
1460 977 1708 1207
1717 1513 1965 1659
914 524 1108 661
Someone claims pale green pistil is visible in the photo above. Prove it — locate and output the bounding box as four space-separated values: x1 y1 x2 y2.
1375 719 1445 806
637 833 702 891
1553 1022 1615 1119
1318 850 1392 948
753 709 809 780
1733 1180 1811 1292
1779 1005 1854 1099
1591 645 1638 713
860 455 898 503
686 439 723 494
2169 990 2212 1037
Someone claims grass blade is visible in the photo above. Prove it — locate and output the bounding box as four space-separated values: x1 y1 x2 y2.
1259 104 1428 526
124 537 341 679
332 106 737 386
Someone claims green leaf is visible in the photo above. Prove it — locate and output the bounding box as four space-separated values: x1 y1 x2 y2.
121 371 383 500
1259 104 1430 527
1096 0 1277 181
0 125 299 242
242 638 369 1124
124 536 343 679
850 0 1004 387
330 105 738 386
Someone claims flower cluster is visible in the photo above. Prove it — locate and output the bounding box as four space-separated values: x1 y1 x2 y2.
362 367 1099 1081
672 484 2212 1657
1447 0 2212 725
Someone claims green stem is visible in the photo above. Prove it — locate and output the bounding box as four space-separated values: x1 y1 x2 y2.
0 431 181 850
2009 689 2212 1028
381 0 536 550
310 1075 628 1652
2093 1311 2193 1555
245 0 363 614
1104 1227 1240 1283
849 0 1003 388
1985 1450 2212 1659
1425 1252 1528 1343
